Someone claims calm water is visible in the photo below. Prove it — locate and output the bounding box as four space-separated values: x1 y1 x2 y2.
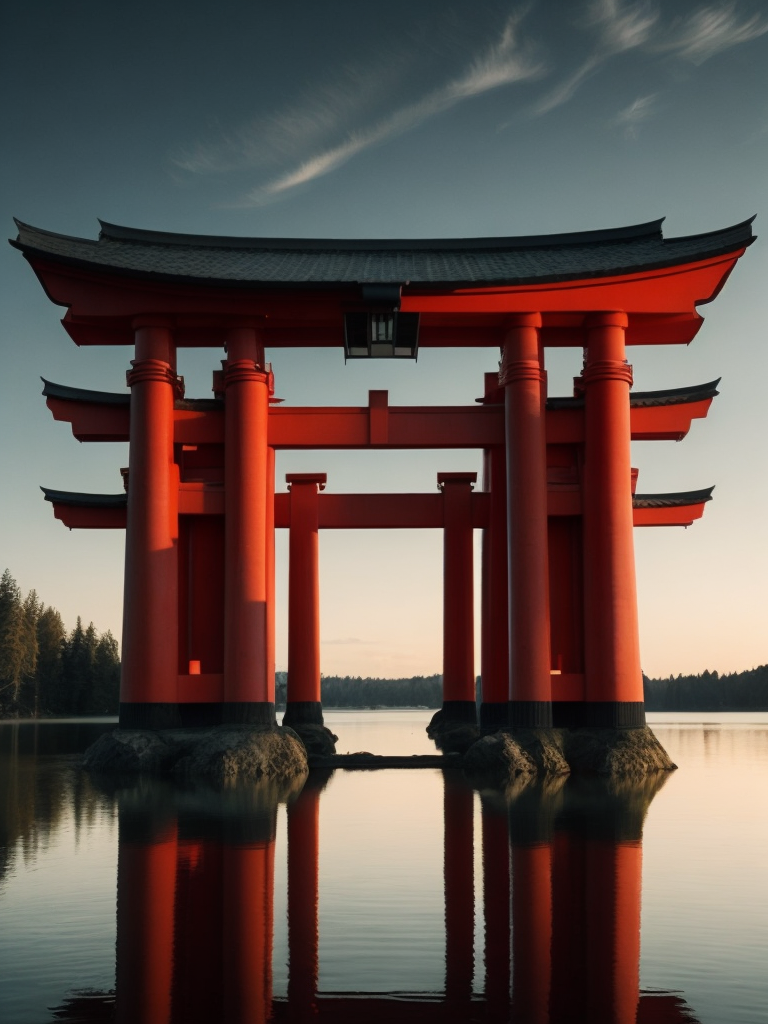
0 711 766 1023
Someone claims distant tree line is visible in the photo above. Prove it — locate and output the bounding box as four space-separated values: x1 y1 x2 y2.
276 666 768 712
643 666 768 711
275 672 443 709
0 569 120 719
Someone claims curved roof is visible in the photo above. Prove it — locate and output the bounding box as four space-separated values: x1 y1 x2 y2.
632 488 714 508
11 217 755 288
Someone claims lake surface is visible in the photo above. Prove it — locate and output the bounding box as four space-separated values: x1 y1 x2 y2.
1 711 766 1023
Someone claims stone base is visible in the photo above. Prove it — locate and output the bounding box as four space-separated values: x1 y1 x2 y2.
427 701 479 754
563 725 676 778
464 726 675 784
464 728 570 785
82 725 308 784
286 721 339 758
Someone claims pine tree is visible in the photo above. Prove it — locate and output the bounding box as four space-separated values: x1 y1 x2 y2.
0 570 25 711
36 606 65 714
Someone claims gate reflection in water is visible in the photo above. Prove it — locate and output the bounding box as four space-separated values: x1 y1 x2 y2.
50 768 698 1024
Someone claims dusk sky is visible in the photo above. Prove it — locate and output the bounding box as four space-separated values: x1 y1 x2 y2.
1 0 766 679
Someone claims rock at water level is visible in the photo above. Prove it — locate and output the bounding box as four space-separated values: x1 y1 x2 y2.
464 729 570 784
564 726 676 778
83 725 308 783
285 722 339 758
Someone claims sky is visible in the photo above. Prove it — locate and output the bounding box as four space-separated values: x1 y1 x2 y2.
1 0 766 680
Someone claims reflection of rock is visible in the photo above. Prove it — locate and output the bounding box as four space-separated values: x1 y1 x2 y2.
463 725 675 786
464 729 570 785
83 725 308 783
557 771 670 842
286 722 338 757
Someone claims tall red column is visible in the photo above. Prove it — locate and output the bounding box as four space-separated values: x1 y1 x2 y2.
120 319 181 730
439 472 477 724
223 327 274 724
480 444 509 732
581 313 645 727
284 473 327 728
501 314 552 729
287 779 322 1020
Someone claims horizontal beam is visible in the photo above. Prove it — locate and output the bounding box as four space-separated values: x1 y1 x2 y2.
45 488 711 530
46 394 715 447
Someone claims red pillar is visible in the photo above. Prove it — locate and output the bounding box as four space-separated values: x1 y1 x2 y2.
120 319 181 729
443 772 475 1004
287 780 321 1019
223 327 274 724
115 824 178 1024
501 313 552 729
480 444 509 731
581 313 645 727
439 472 478 724
284 473 327 728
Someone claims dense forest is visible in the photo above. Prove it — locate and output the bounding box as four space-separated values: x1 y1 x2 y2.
275 672 443 709
0 569 120 719
643 666 768 711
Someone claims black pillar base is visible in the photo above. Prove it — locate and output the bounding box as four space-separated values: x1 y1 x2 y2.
221 701 277 726
177 703 223 729
582 701 646 729
283 701 324 727
509 700 552 729
439 700 478 725
479 701 509 733
119 702 181 730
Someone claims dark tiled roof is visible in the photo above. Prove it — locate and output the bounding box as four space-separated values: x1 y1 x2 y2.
41 488 127 507
42 378 130 405
632 488 714 508
11 217 755 287
546 380 721 410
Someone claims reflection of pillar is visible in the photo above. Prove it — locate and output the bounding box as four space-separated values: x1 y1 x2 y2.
115 824 178 1024
287 782 321 1019
223 327 274 724
511 842 552 1024
284 473 327 728
581 314 644 727
120 320 180 729
481 795 510 1014
585 840 642 1024
501 314 552 729
438 472 477 724
480 446 509 731
222 841 275 1024
443 772 475 1002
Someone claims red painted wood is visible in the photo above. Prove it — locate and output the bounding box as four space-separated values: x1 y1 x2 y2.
581 315 644 705
503 314 552 707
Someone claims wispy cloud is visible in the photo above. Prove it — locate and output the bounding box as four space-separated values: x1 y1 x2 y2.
532 0 658 115
610 93 658 136
652 3 768 64
321 637 375 646
530 0 768 117
240 10 544 205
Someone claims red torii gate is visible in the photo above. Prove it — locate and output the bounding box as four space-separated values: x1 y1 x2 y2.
12 215 754 734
